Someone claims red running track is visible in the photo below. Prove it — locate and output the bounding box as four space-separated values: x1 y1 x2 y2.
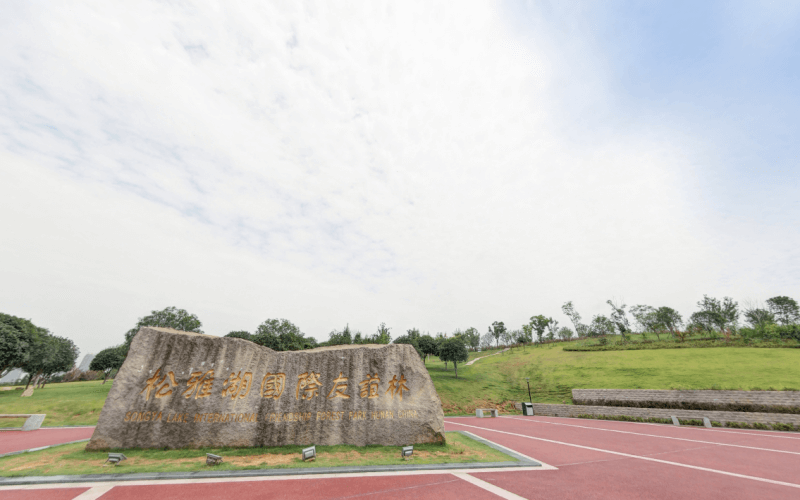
3 417 800 499
446 416 800 499
0 427 95 455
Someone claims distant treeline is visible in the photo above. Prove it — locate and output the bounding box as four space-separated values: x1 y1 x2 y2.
6 294 797 387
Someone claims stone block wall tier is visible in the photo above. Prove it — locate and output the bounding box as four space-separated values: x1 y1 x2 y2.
531 403 800 426
571 389 800 407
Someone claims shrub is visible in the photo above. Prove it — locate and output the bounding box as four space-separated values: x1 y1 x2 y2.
575 414 672 424
678 418 705 426
79 370 101 381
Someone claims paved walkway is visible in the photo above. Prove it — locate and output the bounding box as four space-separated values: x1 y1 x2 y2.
0 427 95 456
465 349 509 366
3 417 800 498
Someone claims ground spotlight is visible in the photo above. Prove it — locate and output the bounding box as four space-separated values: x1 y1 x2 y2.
105 453 127 465
302 445 316 461
206 453 223 465
401 445 413 458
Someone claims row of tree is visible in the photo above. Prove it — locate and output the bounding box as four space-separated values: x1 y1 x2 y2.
482 295 800 347
0 313 79 388
83 295 800 384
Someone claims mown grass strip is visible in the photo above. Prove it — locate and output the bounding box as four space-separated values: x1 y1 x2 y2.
0 431 510 477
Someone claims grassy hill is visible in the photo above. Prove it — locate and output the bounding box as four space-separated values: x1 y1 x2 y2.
0 380 110 428
3 341 798 425
429 342 800 415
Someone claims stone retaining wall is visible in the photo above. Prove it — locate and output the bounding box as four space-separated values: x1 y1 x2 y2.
530 403 800 426
571 389 800 407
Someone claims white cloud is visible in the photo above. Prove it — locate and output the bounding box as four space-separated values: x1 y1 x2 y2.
3 1 786 357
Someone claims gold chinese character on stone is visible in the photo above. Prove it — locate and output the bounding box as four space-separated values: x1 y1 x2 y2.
183 369 215 399
260 372 286 399
385 374 409 401
296 371 322 400
221 371 253 400
358 374 381 399
140 368 177 401
327 372 351 399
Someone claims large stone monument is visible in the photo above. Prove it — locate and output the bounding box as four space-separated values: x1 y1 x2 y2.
87 327 444 450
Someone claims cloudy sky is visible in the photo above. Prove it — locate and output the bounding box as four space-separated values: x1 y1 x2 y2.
2 1 798 358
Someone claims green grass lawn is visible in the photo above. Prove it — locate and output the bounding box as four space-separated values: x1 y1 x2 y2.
430 342 800 414
0 380 111 428
0 432 510 477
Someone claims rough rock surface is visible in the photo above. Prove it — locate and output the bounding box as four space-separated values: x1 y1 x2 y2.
87 327 444 450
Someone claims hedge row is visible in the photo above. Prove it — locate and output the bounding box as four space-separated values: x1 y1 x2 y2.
574 414 798 432
563 338 799 352
572 399 800 414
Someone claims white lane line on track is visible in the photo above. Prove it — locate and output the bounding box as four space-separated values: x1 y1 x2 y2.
528 415 800 440
458 430 556 468
72 484 115 500
453 473 526 499
503 416 800 456
447 421 800 489
0 469 545 492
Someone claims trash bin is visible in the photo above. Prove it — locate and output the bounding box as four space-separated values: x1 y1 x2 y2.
522 402 534 416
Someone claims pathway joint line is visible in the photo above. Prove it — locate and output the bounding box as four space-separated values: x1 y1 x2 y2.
72 484 115 500
448 420 800 490
0 439 91 459
505 416 800 456
453 473 527 500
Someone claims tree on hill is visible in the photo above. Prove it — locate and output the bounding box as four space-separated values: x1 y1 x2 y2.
123 307 203 357
655 307 683 338
439 337 469 378
253 318 308 351
225 331 252 340
630 305 661 339
512 329 527 348
562 301 588 338
367 323 392 344
23 334 79 389
480 330 494 349
690 295 739 334
606 300 631 340
588 315 615 337
461 327 481 351
417 334 438 363
546 319 559 341
557 326 573 341
743 303 774 333
90 345 124 384
766 296 800 326
327 325 353 346
393 328 422 357
434 333 448 368
1 313 43 376
528 315 550 344
0 320 27 376
490 321 506 348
